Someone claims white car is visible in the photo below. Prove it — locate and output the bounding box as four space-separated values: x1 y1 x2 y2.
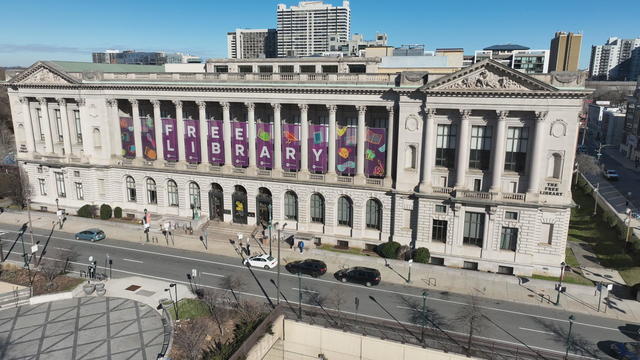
243 254 278 269
604 169 619 180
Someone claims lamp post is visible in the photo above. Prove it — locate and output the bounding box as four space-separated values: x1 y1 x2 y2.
169 283 179 320
297 271 302 319
593 183 599 216
565 315 575 359
625 208 633 253
421 291 428 343
407 259 413 283
555 261 566 306
164 288 175 319
55 198 59 210
276 222 287 304
268 204 273 256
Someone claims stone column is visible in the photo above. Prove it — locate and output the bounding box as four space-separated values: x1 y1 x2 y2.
384 105 395 185
527 111 548 194
327 105 337 176
299 104 309 173
197 101 208 164
57 98 72 156
419 108 436 192
174 100 185 162
356 105 367 178
246 102 256 168
222 102 232 167
38 98 54 154
76 98 92 155
106 99 122 158
271 103 282 171
455 109 471 189
151 100 164 161
130 99 143 160
490 111 509 193
19 97 36 153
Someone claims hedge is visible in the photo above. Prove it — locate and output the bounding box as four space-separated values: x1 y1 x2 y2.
413 247 431 263
99 204 112 220
114 206 122 219
77 204 95 218
377 241 401 259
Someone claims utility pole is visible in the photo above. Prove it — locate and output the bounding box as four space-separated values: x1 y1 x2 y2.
593 183 599 215
555 262 566 306
27 198 34 246
276 222 287 304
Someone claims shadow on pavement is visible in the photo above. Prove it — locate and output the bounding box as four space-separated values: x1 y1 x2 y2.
532 318 601 359
596 340 619 359
618 323 640 340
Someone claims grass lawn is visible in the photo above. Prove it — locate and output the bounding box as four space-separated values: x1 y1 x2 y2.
532 247 594 286
318 244 377 257
168 298 210 320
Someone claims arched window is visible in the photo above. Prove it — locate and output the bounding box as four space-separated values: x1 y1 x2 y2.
167 180 179 207
92 128 102 148
405 145 417 169
146 178 157 204
366 199 382 230
310 193 325 223
189 182 201 210
551 153 563 179
284 191 298 220
337 196 353 227
125 176 136 202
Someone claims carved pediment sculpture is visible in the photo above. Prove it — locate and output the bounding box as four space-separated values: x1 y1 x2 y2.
10 62 79 85
440 69 526 90
21 68 69 84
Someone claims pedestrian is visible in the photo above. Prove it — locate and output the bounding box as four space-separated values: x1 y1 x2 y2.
246 243 251 256
298 240 304 254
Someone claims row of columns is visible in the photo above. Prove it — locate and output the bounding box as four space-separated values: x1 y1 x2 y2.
111 99 395 180
419 109 547 194
19 97 81 156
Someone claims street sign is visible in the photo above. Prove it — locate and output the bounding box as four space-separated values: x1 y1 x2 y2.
192 268 198 278
30 244 38 254
607 284 613 291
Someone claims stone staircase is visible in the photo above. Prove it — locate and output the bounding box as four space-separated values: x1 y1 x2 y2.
0 287 30 310
200 220 260 240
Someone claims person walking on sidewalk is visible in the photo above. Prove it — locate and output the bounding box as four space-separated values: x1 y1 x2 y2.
298 240 304 254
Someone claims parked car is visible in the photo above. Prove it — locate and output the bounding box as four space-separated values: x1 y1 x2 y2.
74 229 105 242
243 254 278 269
335 266 381 287
604 169 620 180
610 342 640 359
285 259 327 277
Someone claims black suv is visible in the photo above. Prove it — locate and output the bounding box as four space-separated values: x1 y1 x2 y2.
285 259 327 277
335 267 381 287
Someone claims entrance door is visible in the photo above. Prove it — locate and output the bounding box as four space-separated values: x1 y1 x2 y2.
232 187 248 224
256 192 272 226
209 189 224 221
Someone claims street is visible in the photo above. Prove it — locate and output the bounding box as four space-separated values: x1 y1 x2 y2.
0 223 635 359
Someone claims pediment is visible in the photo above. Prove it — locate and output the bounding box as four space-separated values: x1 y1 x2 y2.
10 62 78 85
422 59 557 92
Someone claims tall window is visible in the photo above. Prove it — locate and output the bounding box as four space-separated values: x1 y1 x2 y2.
505 127 529 172
284 191 298 220
405 145 417 169
365 199 382 230
167 180 179 207
469 126 492 170
54 172 66 198
38 178 46 195
500 227 518 251
310 193 324 223
189 182 200 210
54 109 64 141
73 110 83 144
146 178 157 204
126 176 136 202
463 212 485 247
75 182 84 200
337 196 353 227
435 124 457 168
36 108 45 141
432 220 447 242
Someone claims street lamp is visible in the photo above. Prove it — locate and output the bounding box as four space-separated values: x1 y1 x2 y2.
276 222 287 304
555 261 566 306
268 203 273 256
625 208 633 253
407 259 413 283
421 290 428 343
169 283 179 320
592 183 599 216
565 315 575 359
55 198 59 210
164 288 175 319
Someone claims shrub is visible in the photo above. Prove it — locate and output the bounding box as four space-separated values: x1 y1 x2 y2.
396 245 411 260
99 204 112 220
77 204 95 218
413 247 431 263
114 206 122 219
377 241 401 259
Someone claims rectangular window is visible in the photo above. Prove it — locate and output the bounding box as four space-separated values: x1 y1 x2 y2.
36 108 45 141
435 124 457 168
97 179 105 196
463 212 485 246
238 65 253 73
38 178 46 195
505 211 518 220
497 266 514 275
214 65 228 73
473 179 482 191
54 109 64 142
73 110 83 144
505 127 529 172
54 172 66 198
463 261 478 270
432 220 448 242
435 204 447 213
469 126 492 170
500 227 518 251
430 257 445 266
73 170 80 177
542 223 554 245
75 182 84 200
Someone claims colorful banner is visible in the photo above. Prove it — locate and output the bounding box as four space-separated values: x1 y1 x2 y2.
207 120 224 165
365 128 386 177
282 123 300 171
256 122 273 169
162 118 178 161
232 121 249 167
141 116 157 160
308 124 328 173
336 125 357 175
120 116 135 158
184 119 201 163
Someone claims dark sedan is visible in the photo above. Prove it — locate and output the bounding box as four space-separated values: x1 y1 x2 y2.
611 342 640 359
335 266 381 287
285 259 327 277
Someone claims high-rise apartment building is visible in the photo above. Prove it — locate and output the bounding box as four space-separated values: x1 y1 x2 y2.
473 45 549 74
277 1 350 57
549 32 582 72
227 29 278 59
589 37 640 80
92 50 201 65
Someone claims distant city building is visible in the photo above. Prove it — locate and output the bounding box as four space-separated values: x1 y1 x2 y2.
227 29 278 59
622 81 640 160
327 32 387 57
92 50 201 65
474 44 549 74
393 44 425 57
589 37 640 80
549 31 582 72
587 102 626 146
277 1 350 57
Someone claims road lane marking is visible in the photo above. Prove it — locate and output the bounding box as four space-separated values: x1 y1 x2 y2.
122 258 143 264
519 327 555 335
293 288 318 294
201 272 225 278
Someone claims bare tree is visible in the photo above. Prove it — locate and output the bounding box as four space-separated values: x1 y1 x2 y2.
201 289 229 336
221 274 245 304
327 288 347 323
576 153 601 177
38 248 76 290
171 317 209 360
454 296 487 352
236 300 266 325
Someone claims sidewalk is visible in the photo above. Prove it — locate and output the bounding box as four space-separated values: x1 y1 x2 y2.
605 148 640 174
2 209 640 322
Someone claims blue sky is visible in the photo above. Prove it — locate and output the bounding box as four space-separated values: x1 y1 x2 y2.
1 0 639 68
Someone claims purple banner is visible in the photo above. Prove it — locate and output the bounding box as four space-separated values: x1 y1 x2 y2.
162 118 178 161
232 121 249 167
141 116 157 160
184 119 201 163
256 122 273 169
365 128 386 177
282 123 300 171
208 120 224 165
308 124 328 173
336 125 357 175
120 116 135 158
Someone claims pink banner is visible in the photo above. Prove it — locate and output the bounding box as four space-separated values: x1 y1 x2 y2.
184 119 201 163
232 121 248 167
256 122 273 169
282 123 300 171
208 120 224 165
162 118 178 161
365 128 386 177
308 124 328 173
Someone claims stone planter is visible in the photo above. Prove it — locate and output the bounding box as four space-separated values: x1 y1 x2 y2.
83 283 95 295
95 283 106 296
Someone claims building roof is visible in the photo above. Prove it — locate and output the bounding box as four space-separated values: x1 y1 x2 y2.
435 48 464 52
47 61 165 73
483 44 530 51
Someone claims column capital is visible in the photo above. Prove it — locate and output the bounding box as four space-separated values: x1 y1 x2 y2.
386 104 394 115
535 111 548 122
57 98 66 106
245 102 255 111
74 98 85 106
496 110 509 121
270 103 281 111
298 104 308 112
36 97 47 104
357 105 367 114
150 99 161 107
18 96 29 104
326 104 337 114
172 100 182 109
106 98 117 107
426 108 436 119
128 98 138 107
220 102 230 111
196 101 206 110
459 109 471 120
